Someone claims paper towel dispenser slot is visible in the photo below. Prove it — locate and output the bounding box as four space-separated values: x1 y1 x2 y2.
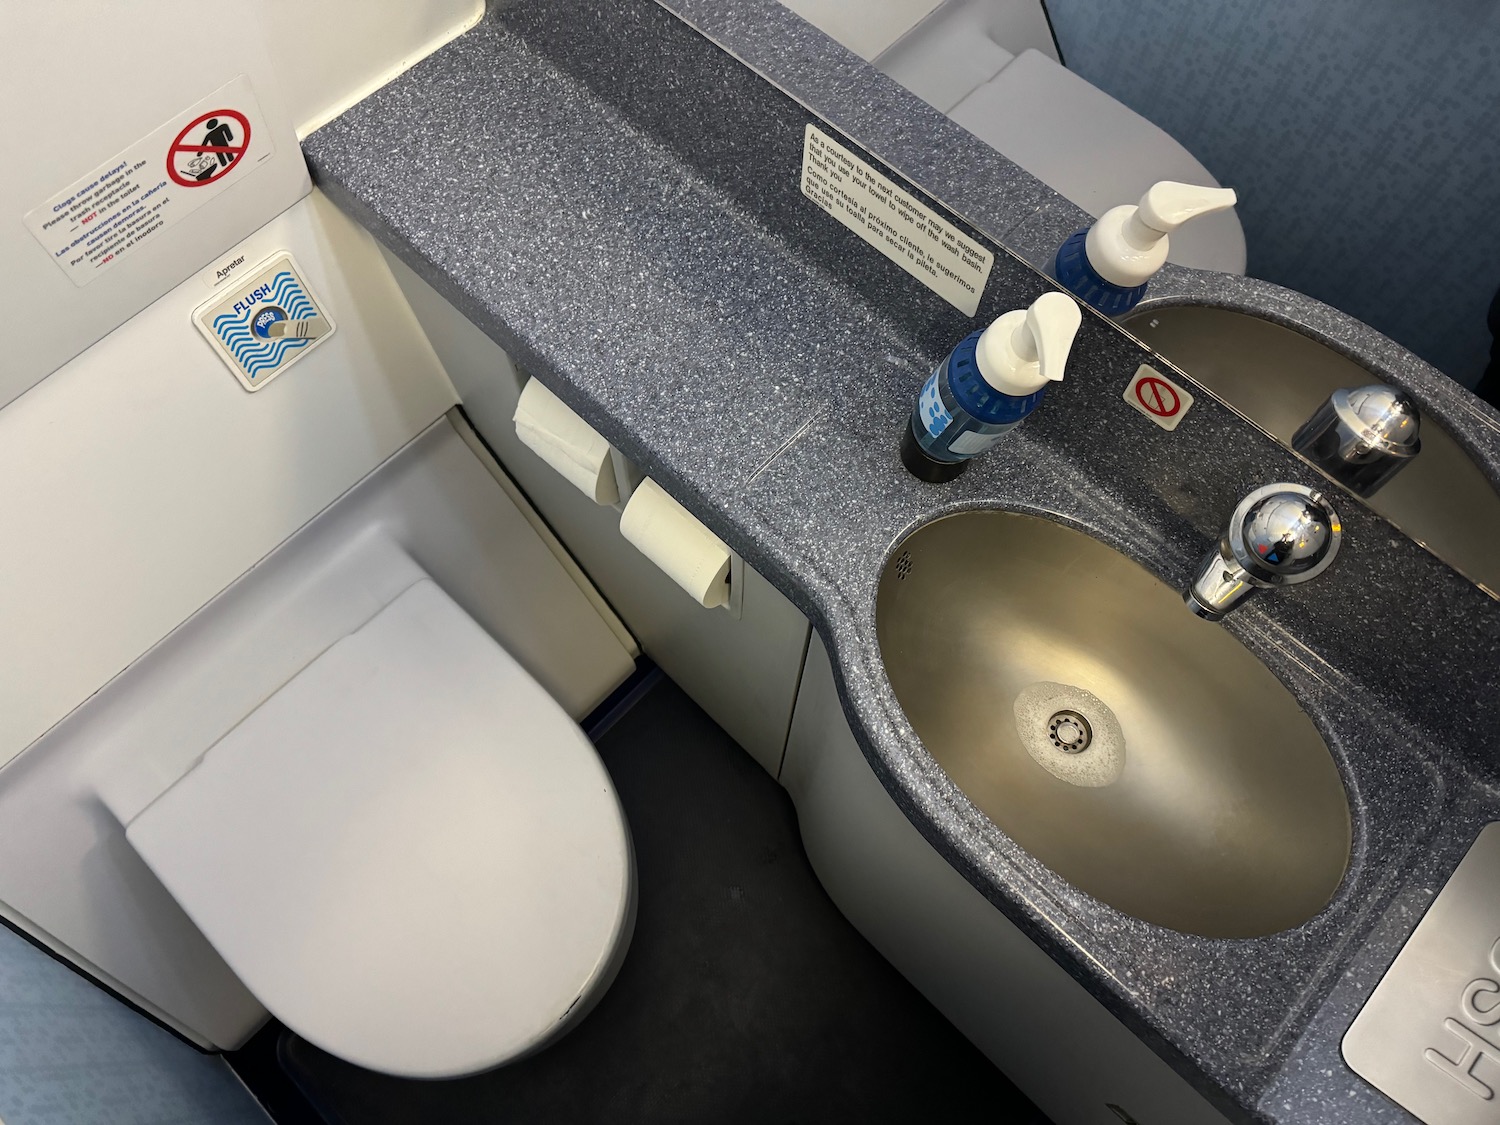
620 478 739 615
513 379 620 506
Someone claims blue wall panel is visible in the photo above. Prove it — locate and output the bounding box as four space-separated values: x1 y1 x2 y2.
0 926 269 1125
1045 0 1500 386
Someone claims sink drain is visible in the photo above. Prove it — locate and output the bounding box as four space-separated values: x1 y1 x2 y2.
1013 682 1125 787
1048 710 1092 753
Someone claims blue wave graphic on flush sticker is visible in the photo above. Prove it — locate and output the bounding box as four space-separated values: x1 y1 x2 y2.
212 271 316 377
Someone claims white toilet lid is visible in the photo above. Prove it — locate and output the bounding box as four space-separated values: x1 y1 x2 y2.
126 579 633 1078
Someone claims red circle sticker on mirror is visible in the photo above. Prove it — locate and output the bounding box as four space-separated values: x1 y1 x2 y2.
1124 365 1194 431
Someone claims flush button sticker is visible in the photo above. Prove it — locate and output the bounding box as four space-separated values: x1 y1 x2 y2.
194 253 333 392
1123 364 1193 431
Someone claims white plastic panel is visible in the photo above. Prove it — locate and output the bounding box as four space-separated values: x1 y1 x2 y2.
874 0 1061 112
0 419 636 1048
0 190 458 768
780 636 1234 1125
127 579 632 1079
779 0 944 60
0 0 312 406
261 0 483 137
386 251 812 776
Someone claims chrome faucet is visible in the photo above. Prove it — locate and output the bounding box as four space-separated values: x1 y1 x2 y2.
1186 483 1343 621
1291 384 1420 497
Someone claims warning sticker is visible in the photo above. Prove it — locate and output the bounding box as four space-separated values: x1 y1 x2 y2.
800 125 994 316
166 109 253 188
23 75 273 287
194 253 334 392
1123 364 1194 431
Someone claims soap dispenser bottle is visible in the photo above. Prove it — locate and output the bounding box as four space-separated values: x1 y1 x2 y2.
901 291 1082 483
1054 181 1237 316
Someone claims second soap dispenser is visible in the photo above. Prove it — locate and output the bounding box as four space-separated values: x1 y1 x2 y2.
1054 181 1237 316
901 291 1082 483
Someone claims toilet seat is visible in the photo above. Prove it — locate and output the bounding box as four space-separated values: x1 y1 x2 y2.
125 578 634 1079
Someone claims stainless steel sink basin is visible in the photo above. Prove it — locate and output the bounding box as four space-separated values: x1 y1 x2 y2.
876 510 1351 939
1123 305 1500 595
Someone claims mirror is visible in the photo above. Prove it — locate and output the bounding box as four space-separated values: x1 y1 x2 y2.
1123 306 1500 596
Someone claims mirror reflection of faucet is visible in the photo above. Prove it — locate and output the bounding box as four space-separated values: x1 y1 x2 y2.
1292 384 1421 497
1186 483 1343 621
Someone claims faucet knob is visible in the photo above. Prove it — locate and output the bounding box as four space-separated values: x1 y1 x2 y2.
1345 385 1420 447
1187 483 1342 620
1234 487 1341 583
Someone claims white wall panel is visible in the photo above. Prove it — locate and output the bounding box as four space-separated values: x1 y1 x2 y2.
0 191 458 766
262 0 483 137
0 0 312 405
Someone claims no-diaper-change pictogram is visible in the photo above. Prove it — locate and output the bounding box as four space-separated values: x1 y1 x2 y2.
194 253 335 391
1123 364 1194 431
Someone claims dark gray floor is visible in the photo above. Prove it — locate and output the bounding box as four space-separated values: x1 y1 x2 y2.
279 675 1050 1124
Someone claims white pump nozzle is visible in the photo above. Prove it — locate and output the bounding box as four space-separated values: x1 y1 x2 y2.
975 291 1082 397
1134 181 1238 236
1085 180 1238 289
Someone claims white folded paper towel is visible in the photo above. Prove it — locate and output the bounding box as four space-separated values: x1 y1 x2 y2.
513 378 619 505
620 478 732 609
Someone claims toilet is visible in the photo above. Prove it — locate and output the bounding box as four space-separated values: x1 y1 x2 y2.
119 572 636 1078
61 418 643 1080
873 1 1248 274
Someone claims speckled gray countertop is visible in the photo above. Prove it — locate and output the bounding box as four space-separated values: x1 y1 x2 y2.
302 1 1500 1121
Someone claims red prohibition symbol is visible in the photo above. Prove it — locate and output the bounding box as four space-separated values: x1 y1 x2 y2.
167 109 251 188
1134 375 1182 418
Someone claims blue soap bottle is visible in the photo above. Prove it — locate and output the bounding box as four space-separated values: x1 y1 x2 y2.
901 292 1081 482
1054 180 1237 316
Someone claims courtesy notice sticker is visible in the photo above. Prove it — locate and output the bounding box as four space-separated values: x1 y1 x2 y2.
799 125 993 315
23 75 273 286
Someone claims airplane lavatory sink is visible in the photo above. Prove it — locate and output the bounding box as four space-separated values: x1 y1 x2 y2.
876 510 1351 939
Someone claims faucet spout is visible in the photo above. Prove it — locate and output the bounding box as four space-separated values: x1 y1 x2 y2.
1186 546 1256 620
1185 484 1342 621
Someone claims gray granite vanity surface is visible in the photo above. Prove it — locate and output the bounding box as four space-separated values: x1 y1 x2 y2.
666 0 1500 488
302 1 1500 1122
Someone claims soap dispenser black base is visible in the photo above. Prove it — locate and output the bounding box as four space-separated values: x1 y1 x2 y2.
900 427 968 483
